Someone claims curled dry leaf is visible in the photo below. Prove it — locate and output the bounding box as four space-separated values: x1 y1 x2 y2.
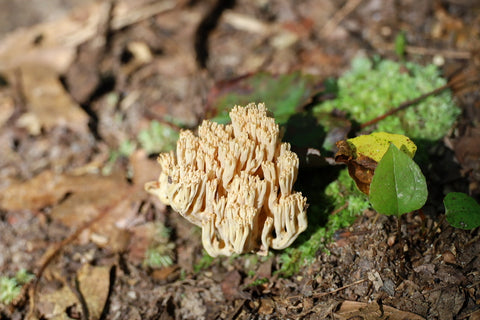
146 103 308 257
335 132 417 195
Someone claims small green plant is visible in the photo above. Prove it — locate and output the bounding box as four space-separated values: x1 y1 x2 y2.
210 71 319 124
137 120 179 155
395 31 407 59
143 223 175 269
0 269 35 305
0 277 21 305
193 250 215 273
144 247 174 268
443 192 480 230
103 120 180 175
246 277 269 287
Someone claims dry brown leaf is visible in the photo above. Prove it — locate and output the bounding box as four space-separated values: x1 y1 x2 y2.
77 264 111 319
0 171 70 211
0 1 176 74
335 140 377 195
36 285 81 320
335 300 425 320
129 150 162 191
49 173 138 251
50 173 129 227
16 65 89 134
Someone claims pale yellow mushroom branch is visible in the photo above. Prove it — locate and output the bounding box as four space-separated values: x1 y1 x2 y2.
145 103 308 257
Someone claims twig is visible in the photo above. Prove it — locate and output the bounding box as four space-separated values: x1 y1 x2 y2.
330 202 349 216
320 0 363 37
380 43 472 60
360 83 449 129
25 190 129 320
288 278 367 300
360 67 479 129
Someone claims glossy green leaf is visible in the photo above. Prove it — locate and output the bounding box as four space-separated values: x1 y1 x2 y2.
369 143 427 216
444 192 480 230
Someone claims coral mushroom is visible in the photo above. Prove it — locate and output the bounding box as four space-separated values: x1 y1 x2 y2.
145 103 307 257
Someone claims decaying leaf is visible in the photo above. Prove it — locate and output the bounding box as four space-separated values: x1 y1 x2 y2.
36 285 81 320
16 65 89 134
77 264 111 319
36 264 111 320
335 300 425 320
335 132 417 194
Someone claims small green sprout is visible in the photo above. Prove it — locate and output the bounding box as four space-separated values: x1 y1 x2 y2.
193 250 215 273
395 31 407 59
143 223 175 269
144 247 174 268
0 277 21 305
246 277 269 287
0 269 34 305
138 120 179 155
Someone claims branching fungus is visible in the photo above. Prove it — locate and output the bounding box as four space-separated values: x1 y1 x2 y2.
145 103 308 257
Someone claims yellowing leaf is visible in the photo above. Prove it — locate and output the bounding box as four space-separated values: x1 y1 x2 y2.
347 132 417 162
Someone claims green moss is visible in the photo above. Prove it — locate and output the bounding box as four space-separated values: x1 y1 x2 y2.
313 56 460 141
246 277 269 287
138 120 179 155
143 223 175 269
193 250 215 273
0 277 21 305
0 269 35 305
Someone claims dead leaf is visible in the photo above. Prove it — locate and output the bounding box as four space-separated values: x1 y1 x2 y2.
335 300 425 320
77 264 112 320
258 298 275 315
0 1 176 74
335 133 417 194
37 285 81 320
221 270 243 301
335 140 377 195
152 265 180 282
129 150 162 191
0 171 69 211
426 286 465 320
17 64 89 134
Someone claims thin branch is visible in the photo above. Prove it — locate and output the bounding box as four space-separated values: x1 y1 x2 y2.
25 189 130 319
288 278 367 300
320 0 363 37
360 67 479 130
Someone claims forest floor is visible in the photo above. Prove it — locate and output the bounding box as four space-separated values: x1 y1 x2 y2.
0 0 479 319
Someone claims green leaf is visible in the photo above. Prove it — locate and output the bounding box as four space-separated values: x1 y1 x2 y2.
209 71 319 124
369 143 427 216
444 192 480 230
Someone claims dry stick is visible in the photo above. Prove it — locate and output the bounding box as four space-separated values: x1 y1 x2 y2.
26 192 129 320
320 0 363 37
360 68 479 130
288 278 367 300
359 83 449 129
